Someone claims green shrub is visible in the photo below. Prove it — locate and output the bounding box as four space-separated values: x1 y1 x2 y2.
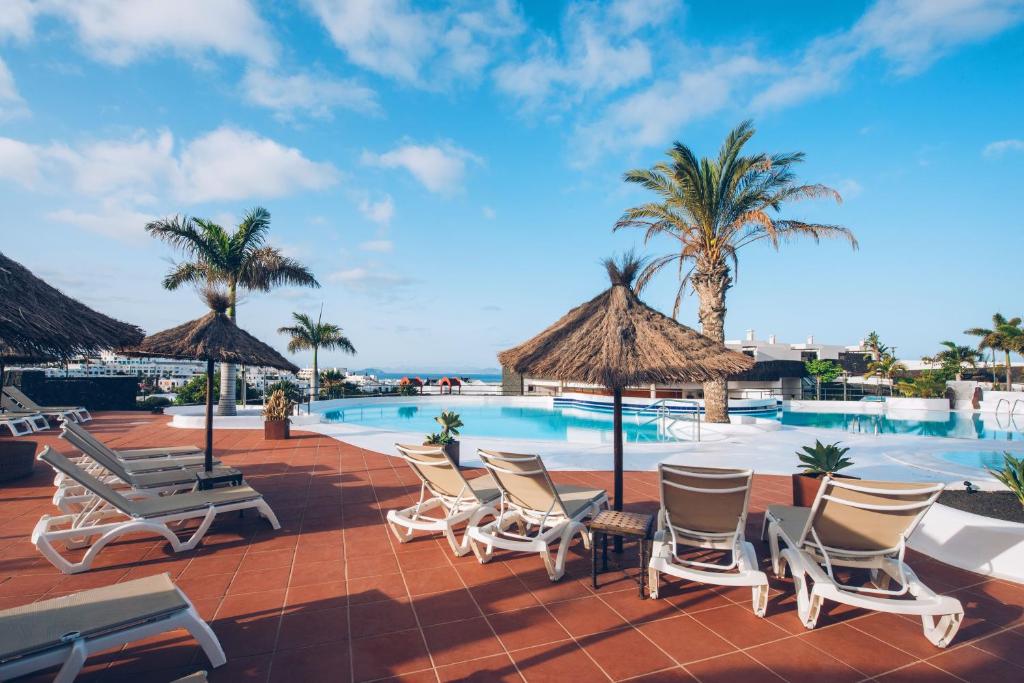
989 452 1024 508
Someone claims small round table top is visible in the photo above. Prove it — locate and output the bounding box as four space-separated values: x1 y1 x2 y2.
590 510 653 538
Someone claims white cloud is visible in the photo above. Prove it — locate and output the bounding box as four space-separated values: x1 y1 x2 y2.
0 136 42 186
0 126 339 239
37 0 276 65
242 67 379 119
836 178 864 199
179 127 338 202
361 142 481 195
495 0 677 108
574 55 770 164
0 58 29 121
358 195 395 225
46 200 154 240
359 240 393 252
305 0 523 85
482 206 496 220
0 0 37 40
754 0 1024 111
328 266 413 290
983 139 1024 158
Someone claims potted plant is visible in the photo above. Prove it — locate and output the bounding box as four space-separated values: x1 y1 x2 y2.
263 389 293 440
0 439 38 482
792 440 856 507
424 410 464 466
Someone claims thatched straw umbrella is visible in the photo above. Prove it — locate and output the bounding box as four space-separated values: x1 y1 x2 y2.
499 254 754 513
129 292 298 471
0 252 144 404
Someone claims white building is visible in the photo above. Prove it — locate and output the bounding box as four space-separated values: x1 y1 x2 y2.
724 329 869 363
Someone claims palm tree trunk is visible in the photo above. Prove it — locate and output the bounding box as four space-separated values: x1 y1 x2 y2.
217 281 238 416
1006 350 1013 388
311 347 319 402
693 270 731 423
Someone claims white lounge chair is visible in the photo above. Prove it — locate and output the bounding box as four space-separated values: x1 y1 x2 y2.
0 573 224 683
0 399 50 432
63 419 201 459
33 447 280 574
59 423 215 479
763 477 963 647
0 413 34 437
468 450 608 581
648 464 769 616
387 444 500 556
4 386 90 423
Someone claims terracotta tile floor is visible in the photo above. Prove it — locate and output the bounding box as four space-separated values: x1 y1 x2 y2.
3 412 1023 682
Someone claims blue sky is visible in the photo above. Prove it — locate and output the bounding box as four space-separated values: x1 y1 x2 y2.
1 0 1023 371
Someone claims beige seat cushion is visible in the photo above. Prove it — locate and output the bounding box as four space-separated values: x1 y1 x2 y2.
0 573 185 661
130 485 262 518
556 485 606 519
766 504 812 545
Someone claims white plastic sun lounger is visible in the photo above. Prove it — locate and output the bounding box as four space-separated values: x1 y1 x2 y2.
763 477 963 647
0 413 35 437
0 573 224 683
648 464 769 616
53 431 240 514
0 400 51 432
33 447 280 574
62 419 201 459
4 386 90 422
387 444 500 556
468 450 608 581
60 424 216 477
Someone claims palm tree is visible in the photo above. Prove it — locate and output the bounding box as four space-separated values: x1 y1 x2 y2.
319 368 347 399
966 314 1023 387
278 309 356 402
926 341 981 381
616 120 857 422
864 331 889 361
146 207 320 415
864 354 908 395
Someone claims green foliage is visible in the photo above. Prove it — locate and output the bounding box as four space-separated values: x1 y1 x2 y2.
262 389 294 421
895 371 950 399
804 359 843 384
435 411 463 439
398 383 419 396
424 432 454 446
175 374 215 405
796 440 854 476
140 396 171 411
278 311 356 355
266 380 303 404
988 452 1024 508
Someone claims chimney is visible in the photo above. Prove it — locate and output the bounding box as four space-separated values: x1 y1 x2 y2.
806 334 815 345
745 329 755 342
768 334 777 345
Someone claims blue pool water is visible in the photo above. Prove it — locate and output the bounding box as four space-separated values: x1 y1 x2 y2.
321 403 672 443
937 451 1010 470
322 402 1024 443
779 411 1024 441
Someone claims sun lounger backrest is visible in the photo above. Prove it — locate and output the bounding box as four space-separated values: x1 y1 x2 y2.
659 464 753 535
38 447 137 514
477 450 565 516
62 420 108 452
3 387 40 411
394 444 477 501
1 394 26 412
806 478 944 553
62 428 131 481
0 573 186 661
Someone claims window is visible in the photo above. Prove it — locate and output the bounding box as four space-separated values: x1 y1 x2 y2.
800 350 819 362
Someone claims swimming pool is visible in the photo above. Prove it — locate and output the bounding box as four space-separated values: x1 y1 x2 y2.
937 450 1010 470
321 403 680 443
779 410 1024 441
321 400 1024 443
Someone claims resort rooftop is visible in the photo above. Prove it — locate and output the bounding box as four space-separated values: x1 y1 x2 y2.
3 412 1022 682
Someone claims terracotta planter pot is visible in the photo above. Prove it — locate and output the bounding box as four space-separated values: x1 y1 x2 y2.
264 419 290 441
0 440 37 482
791 472 858 507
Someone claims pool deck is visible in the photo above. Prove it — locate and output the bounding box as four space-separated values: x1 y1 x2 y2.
3 412 1024 682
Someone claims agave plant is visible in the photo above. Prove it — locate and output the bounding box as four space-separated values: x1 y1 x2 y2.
435 410 464 439
988 452 1024 508
797 440 853 476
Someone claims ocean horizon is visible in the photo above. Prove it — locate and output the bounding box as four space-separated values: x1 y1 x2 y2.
357 370 503 383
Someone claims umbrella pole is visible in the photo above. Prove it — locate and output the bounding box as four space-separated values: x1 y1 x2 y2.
205 358 214 472
0 356 5 413
613 386 624 553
